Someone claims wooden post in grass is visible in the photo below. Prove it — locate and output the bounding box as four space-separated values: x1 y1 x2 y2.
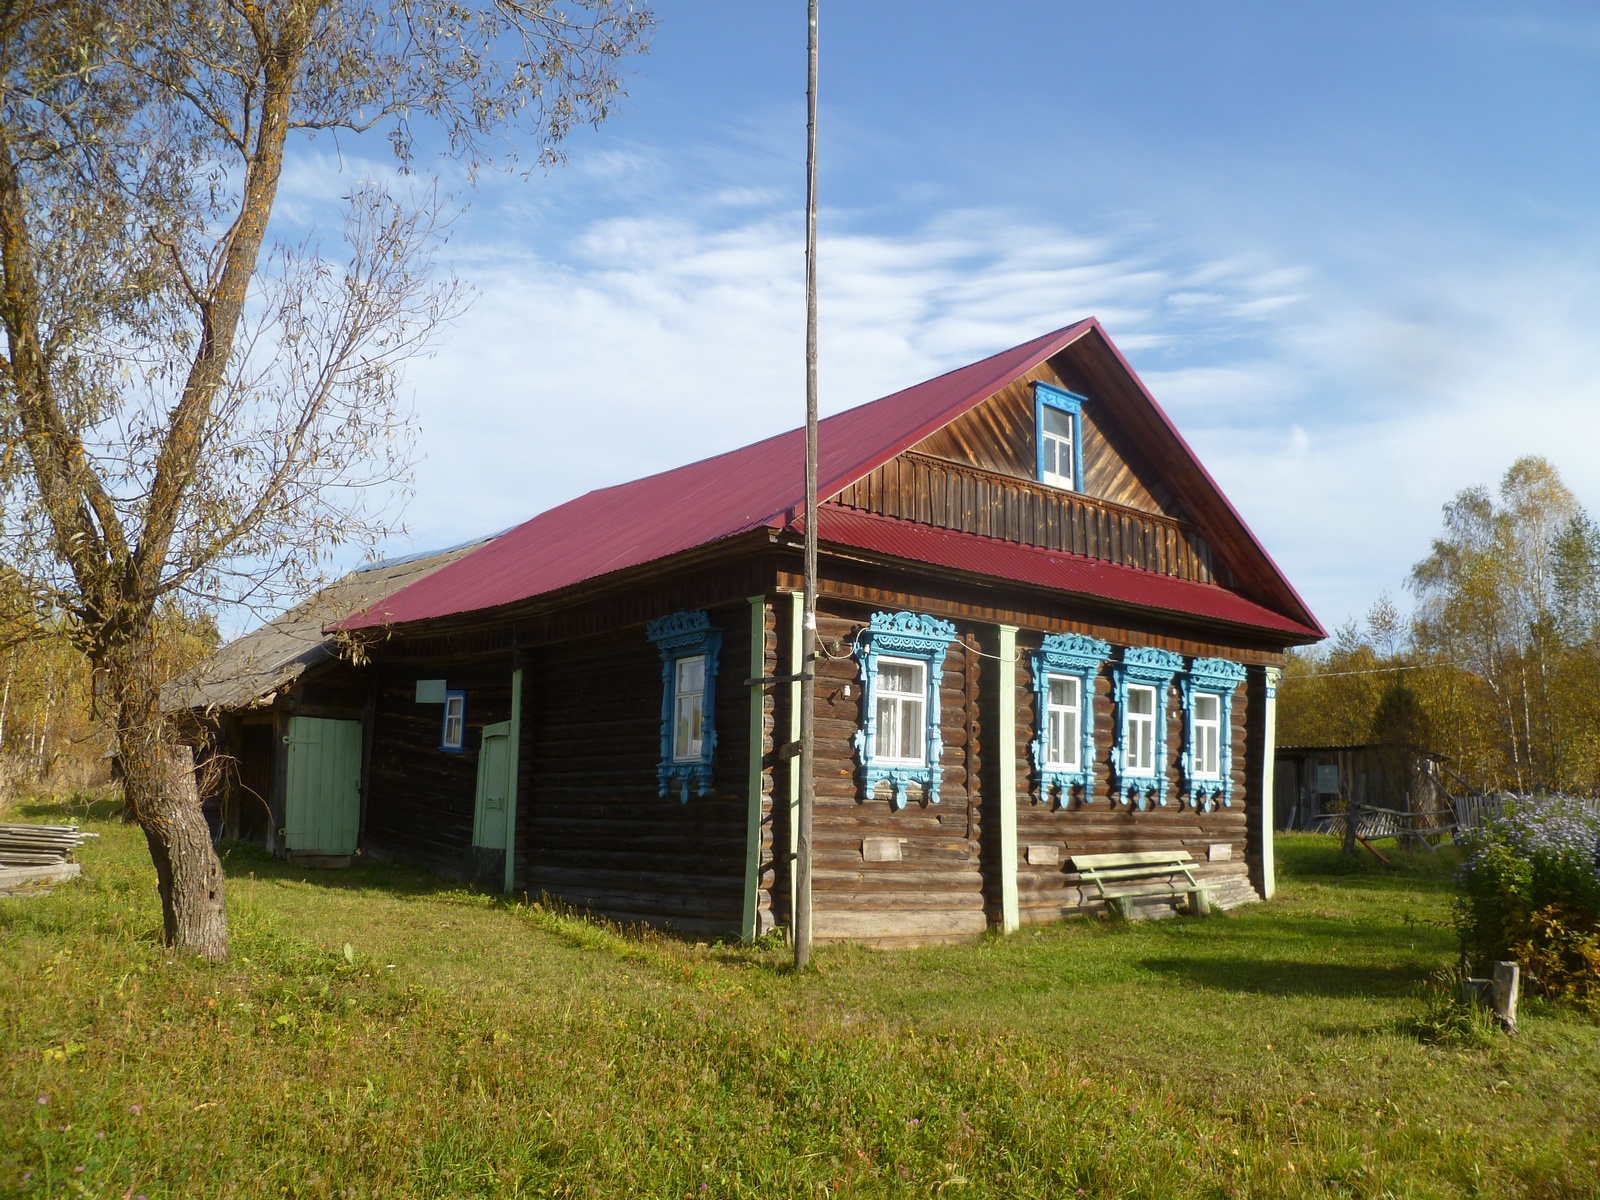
1491 961 1520 1034
794 0 820 971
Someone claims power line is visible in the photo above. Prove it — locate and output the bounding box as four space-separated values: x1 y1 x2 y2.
1285 660 1472 681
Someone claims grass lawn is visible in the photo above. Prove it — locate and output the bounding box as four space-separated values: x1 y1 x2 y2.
4 797 1599 1199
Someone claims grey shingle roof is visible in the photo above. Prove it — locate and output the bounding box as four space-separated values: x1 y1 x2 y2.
163 541 490 713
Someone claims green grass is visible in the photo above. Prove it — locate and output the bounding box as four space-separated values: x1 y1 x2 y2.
4 800 1599 1199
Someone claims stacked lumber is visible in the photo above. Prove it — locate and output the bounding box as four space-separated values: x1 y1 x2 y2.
0 822 98 866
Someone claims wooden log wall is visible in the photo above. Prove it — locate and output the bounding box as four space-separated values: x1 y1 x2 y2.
1007 636 1261 925
782 591 1266 942
364 659 513 879
784 602 989 947
285 660 370 721
348 555 1277 939
829 453 1223 584
519 598 759 938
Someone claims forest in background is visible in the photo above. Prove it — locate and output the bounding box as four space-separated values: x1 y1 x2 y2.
1280 456 1600 797
0 588 216 806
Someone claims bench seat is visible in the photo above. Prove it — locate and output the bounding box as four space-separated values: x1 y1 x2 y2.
1069 850 1213 918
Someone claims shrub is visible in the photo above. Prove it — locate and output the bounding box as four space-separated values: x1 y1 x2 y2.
1455 795 1600 1008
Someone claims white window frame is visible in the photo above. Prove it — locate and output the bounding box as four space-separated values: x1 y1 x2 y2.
440 690 466 752
1122 683 1157 777
1040 406 1076 490
670 654 707 763
1043 673 1081 772
1180 656 1246 810
1034 381 1085 494
1191 691 1222 781
872 655 928 766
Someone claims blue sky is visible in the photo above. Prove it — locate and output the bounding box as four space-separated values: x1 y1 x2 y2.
281 1 1600 636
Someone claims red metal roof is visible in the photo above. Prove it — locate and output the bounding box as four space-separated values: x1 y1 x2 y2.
815 507 1321 638
339 318 1321 639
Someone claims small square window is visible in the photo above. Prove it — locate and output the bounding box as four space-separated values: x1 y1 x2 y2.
441 691 466 752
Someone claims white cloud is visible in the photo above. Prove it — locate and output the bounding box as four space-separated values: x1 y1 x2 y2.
327 154 1600 644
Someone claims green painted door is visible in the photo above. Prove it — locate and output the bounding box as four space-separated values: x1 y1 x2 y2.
284 716 363 855
473 721 512 850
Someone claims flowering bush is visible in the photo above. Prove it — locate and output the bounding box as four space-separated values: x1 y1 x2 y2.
1455 795 1600 1013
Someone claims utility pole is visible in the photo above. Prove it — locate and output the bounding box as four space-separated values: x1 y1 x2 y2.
795 0 819 971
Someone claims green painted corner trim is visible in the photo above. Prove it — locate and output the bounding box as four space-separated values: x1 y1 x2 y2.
786 591 803 938
742 596 766 942
996 624 1019 934
503 667 523 895
1261 665 1280 900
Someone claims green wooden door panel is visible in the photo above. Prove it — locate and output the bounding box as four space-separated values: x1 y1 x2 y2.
285 716 363 855
473 721 512 850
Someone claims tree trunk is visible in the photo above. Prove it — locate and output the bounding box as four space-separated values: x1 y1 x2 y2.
110 634 228 962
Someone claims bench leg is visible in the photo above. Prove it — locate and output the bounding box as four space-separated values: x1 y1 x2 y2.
1187 888 1211 917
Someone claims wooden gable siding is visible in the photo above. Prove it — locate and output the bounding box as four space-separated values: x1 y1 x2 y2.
827 453 1226 585
363 657 514 878
518 597 760 938
905 359 1185 518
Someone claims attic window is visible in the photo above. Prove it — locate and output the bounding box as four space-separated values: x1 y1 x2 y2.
1034 381 1085 492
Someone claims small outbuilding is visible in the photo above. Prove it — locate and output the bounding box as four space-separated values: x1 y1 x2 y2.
165 541 491 859
1273 742 1452 837
177 319 1325 942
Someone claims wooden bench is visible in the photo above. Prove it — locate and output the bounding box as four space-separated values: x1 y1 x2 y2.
1069 850 1213 918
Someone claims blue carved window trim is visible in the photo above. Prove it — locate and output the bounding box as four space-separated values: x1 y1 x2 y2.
1034 381 1085 492
647 610 722 803
1181 657 1247 811
1031 633 1111 806
440 691 466 752
1110 646 1183 809
853 611 957 810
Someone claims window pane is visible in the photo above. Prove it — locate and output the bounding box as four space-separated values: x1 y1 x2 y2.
898 696 923 760
1042 407 1074 438
1049 708 1079 768
879 660 920 694
875 694 899 759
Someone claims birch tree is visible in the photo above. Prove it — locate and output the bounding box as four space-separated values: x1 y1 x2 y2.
1410 456 1582 793
0 0 652 960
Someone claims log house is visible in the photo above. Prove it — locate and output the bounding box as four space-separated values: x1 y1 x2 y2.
173 320 1323 943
